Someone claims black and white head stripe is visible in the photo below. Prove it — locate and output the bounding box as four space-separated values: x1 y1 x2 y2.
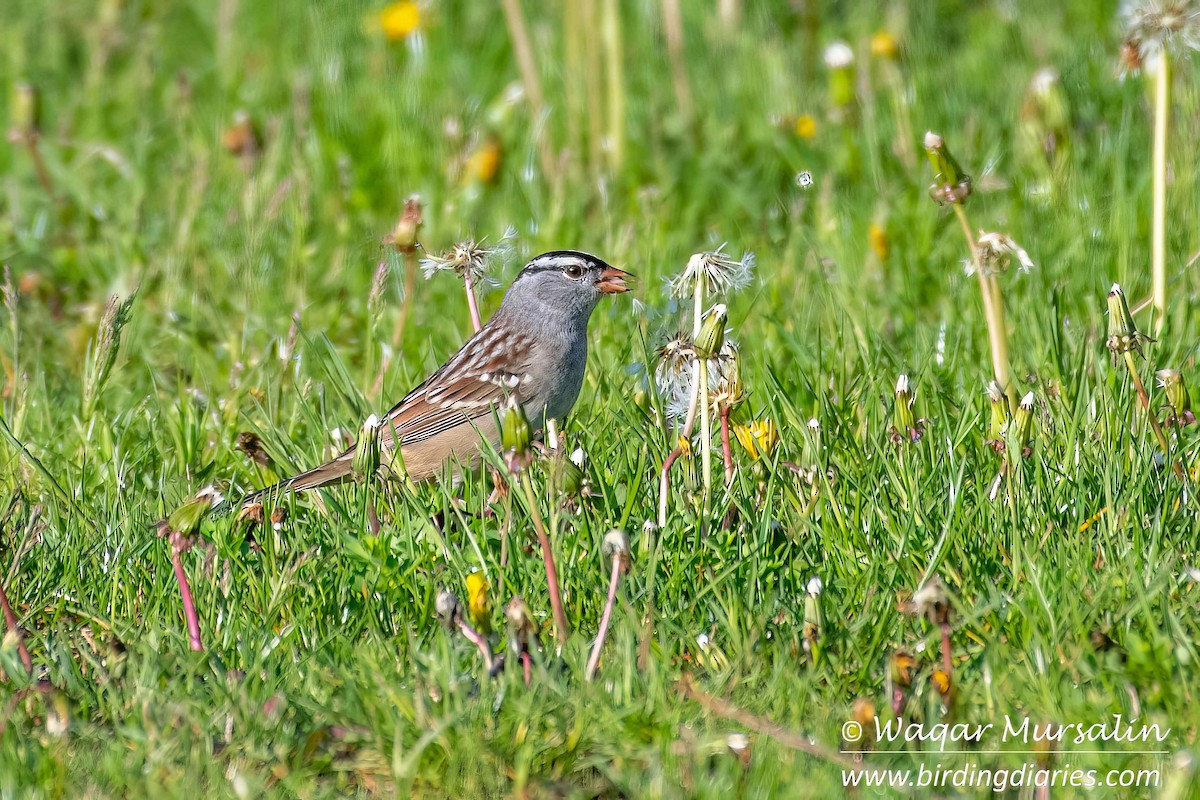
518 250 613 276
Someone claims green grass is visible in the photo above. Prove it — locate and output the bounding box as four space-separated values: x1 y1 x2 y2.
3 0 1200 796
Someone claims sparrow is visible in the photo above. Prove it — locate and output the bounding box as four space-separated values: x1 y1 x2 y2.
234 251 631 508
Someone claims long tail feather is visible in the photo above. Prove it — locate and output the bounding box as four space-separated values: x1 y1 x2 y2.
217 452 354 515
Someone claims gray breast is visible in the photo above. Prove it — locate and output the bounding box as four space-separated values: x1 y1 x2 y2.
532 332 588 425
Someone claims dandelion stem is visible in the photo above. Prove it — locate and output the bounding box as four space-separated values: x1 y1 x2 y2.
26 141 56 201
698 357 712 508
0 578 32 677
720 407 734 483
391 248 420 350
585 554 623 681
456 619 494 672
1122 351 1183 479
954 205 1012 409
693 280 712 510
940 622 953 682
1152 50 1170 337
519 472 569 643
463 270 483 333
170 545 203 652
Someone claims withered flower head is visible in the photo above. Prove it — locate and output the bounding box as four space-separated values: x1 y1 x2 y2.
236 432 271 467
385 195 424 254
908 577 951 626
974 232 1035 276
435 588 462 628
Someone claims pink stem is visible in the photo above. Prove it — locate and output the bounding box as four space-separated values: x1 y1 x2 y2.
463 272 483 333
0 579 32 676
657 446 683 527
171 548 204 652
520 651 532 685
585 556 623 681
720 408 734 483
457 620 494 672
941 622 952 681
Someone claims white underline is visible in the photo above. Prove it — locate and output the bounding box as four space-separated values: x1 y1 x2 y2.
840 750 1170 755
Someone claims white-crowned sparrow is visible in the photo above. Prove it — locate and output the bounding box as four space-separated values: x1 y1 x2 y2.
235 251 630 507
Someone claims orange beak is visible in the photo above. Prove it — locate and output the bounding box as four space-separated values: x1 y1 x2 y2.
597 266 633 294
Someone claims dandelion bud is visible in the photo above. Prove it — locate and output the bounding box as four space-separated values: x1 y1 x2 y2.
500 401 532 456
986 381 1010 450
352 414 382 482
165 485 224 537
1106 283 1149 360
8 82 38 144
924 130 972 205
714 341 745 410
435 588 462 628
1008 392 1036 458
802 417 822 467
1157 369 1194 425
893 374 916 435
694 304 728 360
802 583 823 658
389 195 423 254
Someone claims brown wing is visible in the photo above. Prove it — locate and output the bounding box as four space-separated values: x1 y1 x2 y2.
379 325 538 449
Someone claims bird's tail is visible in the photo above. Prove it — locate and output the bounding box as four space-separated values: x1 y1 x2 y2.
216 451 354 515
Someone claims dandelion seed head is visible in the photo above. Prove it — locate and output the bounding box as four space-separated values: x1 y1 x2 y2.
420 228 517 281
824 41 854 68
1123 0 1200 56
668 247 755 298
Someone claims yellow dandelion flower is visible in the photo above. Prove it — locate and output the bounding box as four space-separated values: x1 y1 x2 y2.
464 135 502 185
734 420 779 461
868 222 889 260
870 31 900 60
380 1 420 41
465 572 492 636
794 114 817 140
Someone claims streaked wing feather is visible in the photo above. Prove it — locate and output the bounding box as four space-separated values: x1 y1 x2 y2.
380 327 536 447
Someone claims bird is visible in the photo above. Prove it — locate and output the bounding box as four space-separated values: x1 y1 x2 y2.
233 250 631 509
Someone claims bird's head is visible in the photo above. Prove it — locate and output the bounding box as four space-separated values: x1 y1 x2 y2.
506 251 632 320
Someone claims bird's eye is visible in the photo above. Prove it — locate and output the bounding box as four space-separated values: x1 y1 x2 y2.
563 264 585 279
